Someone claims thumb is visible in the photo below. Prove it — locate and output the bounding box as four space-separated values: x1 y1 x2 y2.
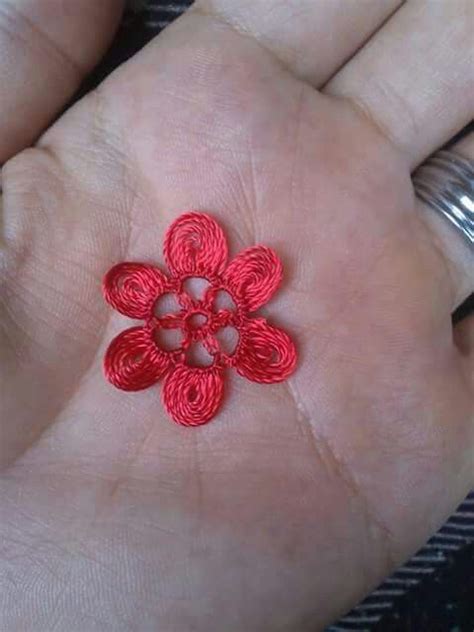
0 0 124 164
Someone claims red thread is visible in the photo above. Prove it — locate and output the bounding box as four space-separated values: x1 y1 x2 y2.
162 365 224 426
235 318 296 383
103 212 297 426
224 246 283 312
164 211 228 277
104 263 169 319
104 326 170 390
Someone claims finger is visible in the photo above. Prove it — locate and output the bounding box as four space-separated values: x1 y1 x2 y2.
414 132 474 310
0 0 124 164
454 310 474 404
193 0 403 86
454 312 474 359
325 0 474 169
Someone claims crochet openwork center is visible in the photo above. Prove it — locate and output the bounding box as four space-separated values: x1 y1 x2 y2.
103 212 297 426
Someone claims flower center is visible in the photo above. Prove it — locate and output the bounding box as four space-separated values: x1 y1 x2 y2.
186 311 208 331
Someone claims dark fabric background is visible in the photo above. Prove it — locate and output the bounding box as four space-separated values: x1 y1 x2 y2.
81 2 473 630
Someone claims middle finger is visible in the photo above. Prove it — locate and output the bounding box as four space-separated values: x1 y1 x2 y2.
193 0 403 86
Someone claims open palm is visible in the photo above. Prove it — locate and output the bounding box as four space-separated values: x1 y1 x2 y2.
1 1 473 630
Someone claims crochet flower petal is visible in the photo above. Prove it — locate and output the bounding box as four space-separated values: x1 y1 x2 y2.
162 365 224 426
104 327 171 391
104 263 169 319
164 212 228 277
223 246 282 312
235 318 296 383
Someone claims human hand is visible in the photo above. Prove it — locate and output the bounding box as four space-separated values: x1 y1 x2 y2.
1 1 473 629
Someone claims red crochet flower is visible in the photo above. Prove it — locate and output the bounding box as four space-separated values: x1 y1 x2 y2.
103 212 297 426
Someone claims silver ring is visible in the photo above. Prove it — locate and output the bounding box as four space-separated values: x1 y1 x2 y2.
412 149 474 247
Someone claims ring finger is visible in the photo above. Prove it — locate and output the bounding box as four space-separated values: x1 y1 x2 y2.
324 0 474 169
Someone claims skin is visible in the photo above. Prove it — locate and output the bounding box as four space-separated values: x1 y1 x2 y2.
0 1 473 630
